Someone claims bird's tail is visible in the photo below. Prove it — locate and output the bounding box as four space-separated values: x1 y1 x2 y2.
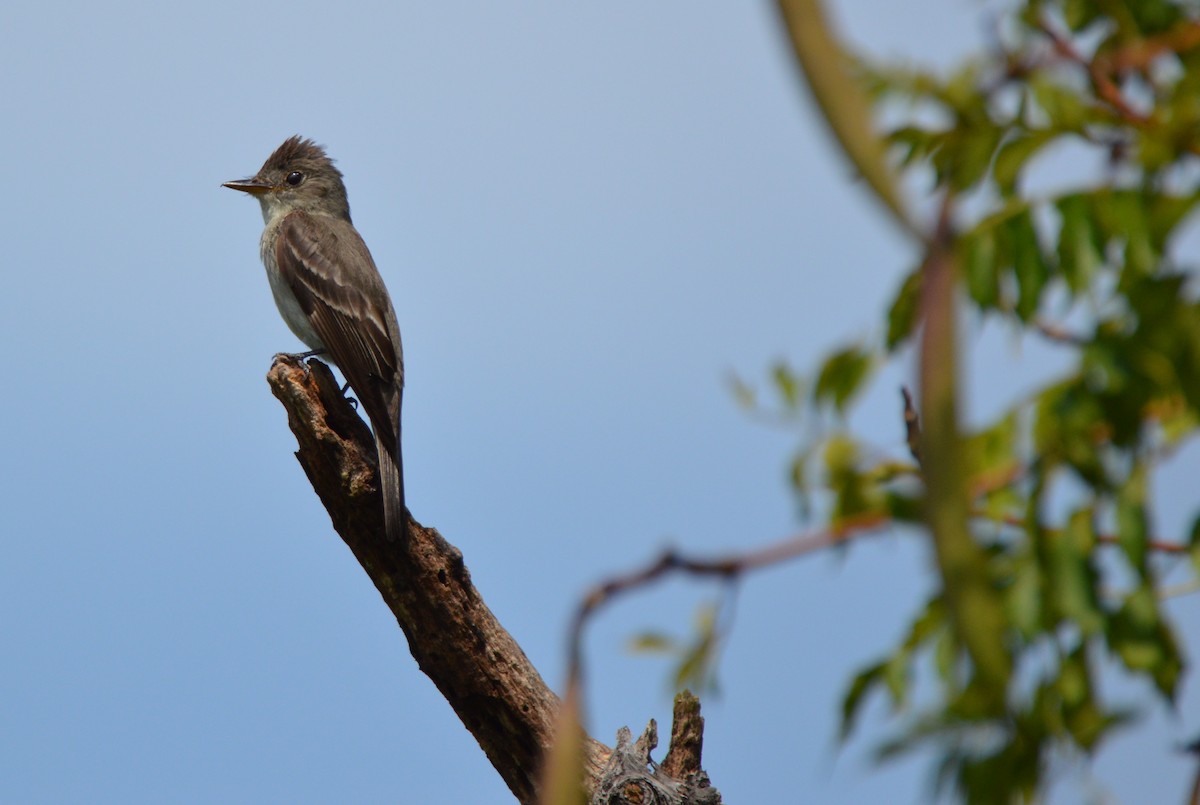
376 430 407 542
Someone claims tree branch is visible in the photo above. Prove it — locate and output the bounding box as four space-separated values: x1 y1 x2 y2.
661 691 706 781
266 356 609 803
567 511 891 694
1037 16 1149 124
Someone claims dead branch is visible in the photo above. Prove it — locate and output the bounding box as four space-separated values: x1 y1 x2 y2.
266 356 609 803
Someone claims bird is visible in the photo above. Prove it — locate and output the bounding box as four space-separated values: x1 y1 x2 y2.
224 136 406 542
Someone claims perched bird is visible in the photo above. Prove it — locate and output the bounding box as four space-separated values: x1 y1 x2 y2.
224 136 406 542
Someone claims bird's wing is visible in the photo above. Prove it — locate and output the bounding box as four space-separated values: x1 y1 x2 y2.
274 210 402 449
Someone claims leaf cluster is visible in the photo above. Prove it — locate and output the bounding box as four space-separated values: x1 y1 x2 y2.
775 1 1200 801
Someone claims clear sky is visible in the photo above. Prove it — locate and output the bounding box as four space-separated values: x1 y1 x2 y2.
2 2 1197 803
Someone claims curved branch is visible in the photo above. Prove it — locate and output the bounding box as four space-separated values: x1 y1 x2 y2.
567 511 891 691
266 356 609 803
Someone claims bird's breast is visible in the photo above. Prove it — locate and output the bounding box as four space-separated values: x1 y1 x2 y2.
259 220 326 354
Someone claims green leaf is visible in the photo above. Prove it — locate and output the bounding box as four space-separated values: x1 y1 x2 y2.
790 446 814 517
994 131 1055 196
941 61 985 114
789 450 807 491
887 125 940 168
934 122 1003 192
772 361 803 409
824 435 878 520
964 409 1019 486
1048 508 1105 636
1062 0 1102 30
884 491 923 523
1030 75 1090 130
814 345 875 412
1009 209 1050 321
1115 463 1150 575
903 595 947 651
627 632 678 654
886 268 922 350
1126 0 1184 34
883 650 909 705
1006 546 1043 638
671 604 721 693
933 626 958 685
961 228 1001 310
728 373 757 409
840 660 887 740
1057 644 1112 751
1107 586 1183 700
1033 378 1107 486
1112 274 1200 417
1092 191 1156 277
1147 191 1200 249
1056 193 1105 293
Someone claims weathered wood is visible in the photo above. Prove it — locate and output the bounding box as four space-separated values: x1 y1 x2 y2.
267 356 719 803
661 691 705 781
590 705 721 805
267 356 609 803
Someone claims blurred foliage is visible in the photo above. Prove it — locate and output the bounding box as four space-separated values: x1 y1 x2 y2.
628 603 726 695
766 1 1200 802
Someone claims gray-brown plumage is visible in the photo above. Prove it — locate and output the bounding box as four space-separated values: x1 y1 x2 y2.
225 136 406 542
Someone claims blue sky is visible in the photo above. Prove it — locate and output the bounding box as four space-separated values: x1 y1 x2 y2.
2 2 1197 803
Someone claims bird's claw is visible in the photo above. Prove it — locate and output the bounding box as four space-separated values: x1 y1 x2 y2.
339 381 359 409
273 348 326 365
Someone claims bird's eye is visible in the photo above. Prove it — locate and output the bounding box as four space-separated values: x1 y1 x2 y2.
286 171 303 186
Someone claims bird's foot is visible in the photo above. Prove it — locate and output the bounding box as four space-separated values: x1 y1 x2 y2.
272 348 327 366
340 381 359 409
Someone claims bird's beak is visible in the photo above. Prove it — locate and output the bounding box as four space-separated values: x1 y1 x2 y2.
222 178 272 195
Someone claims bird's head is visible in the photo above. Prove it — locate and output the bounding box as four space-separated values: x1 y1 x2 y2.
223 135 351 223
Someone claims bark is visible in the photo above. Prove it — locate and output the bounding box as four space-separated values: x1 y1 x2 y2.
590 692 721 805
266 357 719 804
660 691 705 781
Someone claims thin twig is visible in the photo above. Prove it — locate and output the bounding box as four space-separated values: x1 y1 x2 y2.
566 511 892 690
1037 17 1149 124
981 509 1190 555
901 386 922 464
1098 20 1200 74
1034 318 1088 346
